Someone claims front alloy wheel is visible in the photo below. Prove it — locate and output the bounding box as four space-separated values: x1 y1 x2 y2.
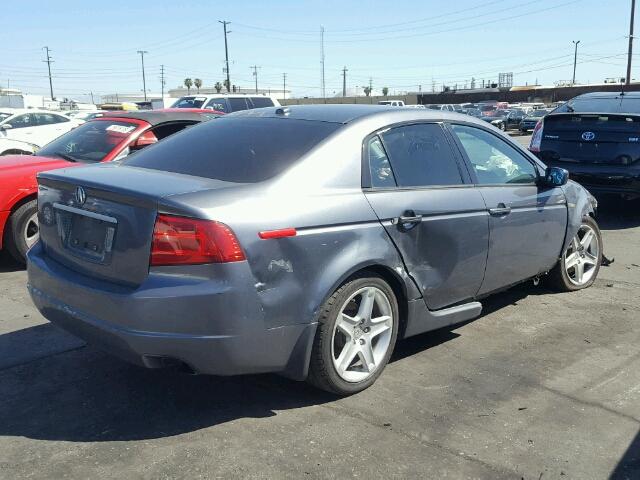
548 216 602 291
308 275 399 395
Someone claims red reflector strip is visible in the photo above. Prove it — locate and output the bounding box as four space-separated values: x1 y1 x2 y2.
258 228 297 240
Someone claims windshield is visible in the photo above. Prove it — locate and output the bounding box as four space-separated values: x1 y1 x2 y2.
37 120 139 163
171 96 207 108
126 117 341 183
555 97 640 114
0 112 12 122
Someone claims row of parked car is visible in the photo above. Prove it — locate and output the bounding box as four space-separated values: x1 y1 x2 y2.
2 90 635 395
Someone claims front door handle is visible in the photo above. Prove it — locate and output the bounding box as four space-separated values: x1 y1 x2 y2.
489 203 511 216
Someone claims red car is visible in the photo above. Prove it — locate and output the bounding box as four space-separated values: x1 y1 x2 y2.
0 109 220 263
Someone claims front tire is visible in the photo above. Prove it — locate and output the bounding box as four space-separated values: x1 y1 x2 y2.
307 275 399 395
4 200 39 264
548 216 602 291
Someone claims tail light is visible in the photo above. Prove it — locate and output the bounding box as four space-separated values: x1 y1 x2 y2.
150 214 245 266
529 120 544 153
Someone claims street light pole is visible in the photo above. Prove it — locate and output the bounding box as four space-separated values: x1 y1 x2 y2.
627 0 636 85
137 50 148 101
572 40 580 86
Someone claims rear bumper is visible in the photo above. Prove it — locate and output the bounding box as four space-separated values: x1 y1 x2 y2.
27 242 316 379
536 157 640 197
0 210 9 250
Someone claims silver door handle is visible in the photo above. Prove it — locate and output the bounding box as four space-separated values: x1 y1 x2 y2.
489 204 511 216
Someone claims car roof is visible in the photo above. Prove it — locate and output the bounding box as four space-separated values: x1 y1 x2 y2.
574 91 640 99
99 109 219 126
230 104 477 124
0 108 62 115
175 94 276 99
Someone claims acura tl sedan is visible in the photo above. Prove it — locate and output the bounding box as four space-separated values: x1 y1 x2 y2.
27 105 602 395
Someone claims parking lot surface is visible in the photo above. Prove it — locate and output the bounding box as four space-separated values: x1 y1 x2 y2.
1 139 639 478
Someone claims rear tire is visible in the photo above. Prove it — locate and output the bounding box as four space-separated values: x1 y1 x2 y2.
4 200 39 264
307 275 399 395
548 216 602 291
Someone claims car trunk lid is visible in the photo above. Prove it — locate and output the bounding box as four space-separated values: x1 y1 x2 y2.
539 113 640 166
36 164 238 287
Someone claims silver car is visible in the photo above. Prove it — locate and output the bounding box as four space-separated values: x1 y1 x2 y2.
28 105 602 395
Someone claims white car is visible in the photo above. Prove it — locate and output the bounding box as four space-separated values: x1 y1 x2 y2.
170 94 280 113
378 100 405 107
0 136 38 156
0 109 80 154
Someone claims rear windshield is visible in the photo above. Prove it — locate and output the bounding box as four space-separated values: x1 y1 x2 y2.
556 97 640 114
126 117 341 183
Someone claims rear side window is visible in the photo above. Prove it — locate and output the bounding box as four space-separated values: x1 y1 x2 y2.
228 97 249 112
379 123 463 187
251 97 274 108
126 117 340 183
205 98 228 112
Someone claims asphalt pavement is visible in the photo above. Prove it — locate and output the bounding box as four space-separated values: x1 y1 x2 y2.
0 135 638 479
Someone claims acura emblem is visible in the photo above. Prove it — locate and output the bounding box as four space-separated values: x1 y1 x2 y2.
75 186 86 205
581 131 596 141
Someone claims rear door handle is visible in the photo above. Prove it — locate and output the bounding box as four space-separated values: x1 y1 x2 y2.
394 210 423 231
488 203 511 216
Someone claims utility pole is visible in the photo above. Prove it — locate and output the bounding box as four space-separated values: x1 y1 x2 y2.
627 0 636 85
250 65 259 93
219 20 231 92
342 66 348 97
89 91 94 104
282 73 287 100
160 64 166 100
320 26 326 99
42 46 54 100
572 40 580 86
137 50 148 101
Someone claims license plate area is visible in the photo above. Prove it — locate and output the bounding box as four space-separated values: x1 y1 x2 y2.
53 203 117 264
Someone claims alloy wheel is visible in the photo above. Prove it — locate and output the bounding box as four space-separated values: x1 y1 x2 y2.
563 224 599 286
331 286 394 383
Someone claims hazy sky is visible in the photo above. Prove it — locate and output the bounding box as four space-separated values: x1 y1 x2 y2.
0 0 635 102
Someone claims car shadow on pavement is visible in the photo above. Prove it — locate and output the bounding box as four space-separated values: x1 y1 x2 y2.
596 196 640 230
609 428 640 479
0 251 24 273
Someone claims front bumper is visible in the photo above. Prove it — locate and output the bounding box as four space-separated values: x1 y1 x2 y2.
27 242 315 378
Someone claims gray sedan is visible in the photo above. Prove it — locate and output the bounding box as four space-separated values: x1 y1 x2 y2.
28 105 602 395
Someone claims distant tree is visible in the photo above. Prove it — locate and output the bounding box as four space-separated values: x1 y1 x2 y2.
223 79 231 92
184 78 193 94
232 84 237 93
363 86 372 97
382 87 389 96
194 78 203 93
214 82 223 93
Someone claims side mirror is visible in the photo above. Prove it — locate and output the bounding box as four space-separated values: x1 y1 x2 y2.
0 123 13 130
543 166 569 186
131 131 158 150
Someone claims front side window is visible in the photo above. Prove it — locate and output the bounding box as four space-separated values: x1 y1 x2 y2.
205 98 228 112
171 96 207 108
366 136 396 188
451 124 537 185
379 123 463 187
6 114 33 129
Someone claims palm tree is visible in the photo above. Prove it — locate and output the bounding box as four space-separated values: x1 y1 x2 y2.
184 78 193 94
214 82 223 93
363 86 371 97
194 78 202 93
223 79 231 92
382 87 389 97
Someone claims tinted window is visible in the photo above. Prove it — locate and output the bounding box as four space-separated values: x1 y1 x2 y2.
126 117 340 183
37 120 139 163
451 124 537 184
251 97 274 108
366 136 396 188
380 123 463 187
172 96 207 108
228 97 249 112
34 113 69 125
556 97 640 114
6 114 33 129
205 98 228 112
